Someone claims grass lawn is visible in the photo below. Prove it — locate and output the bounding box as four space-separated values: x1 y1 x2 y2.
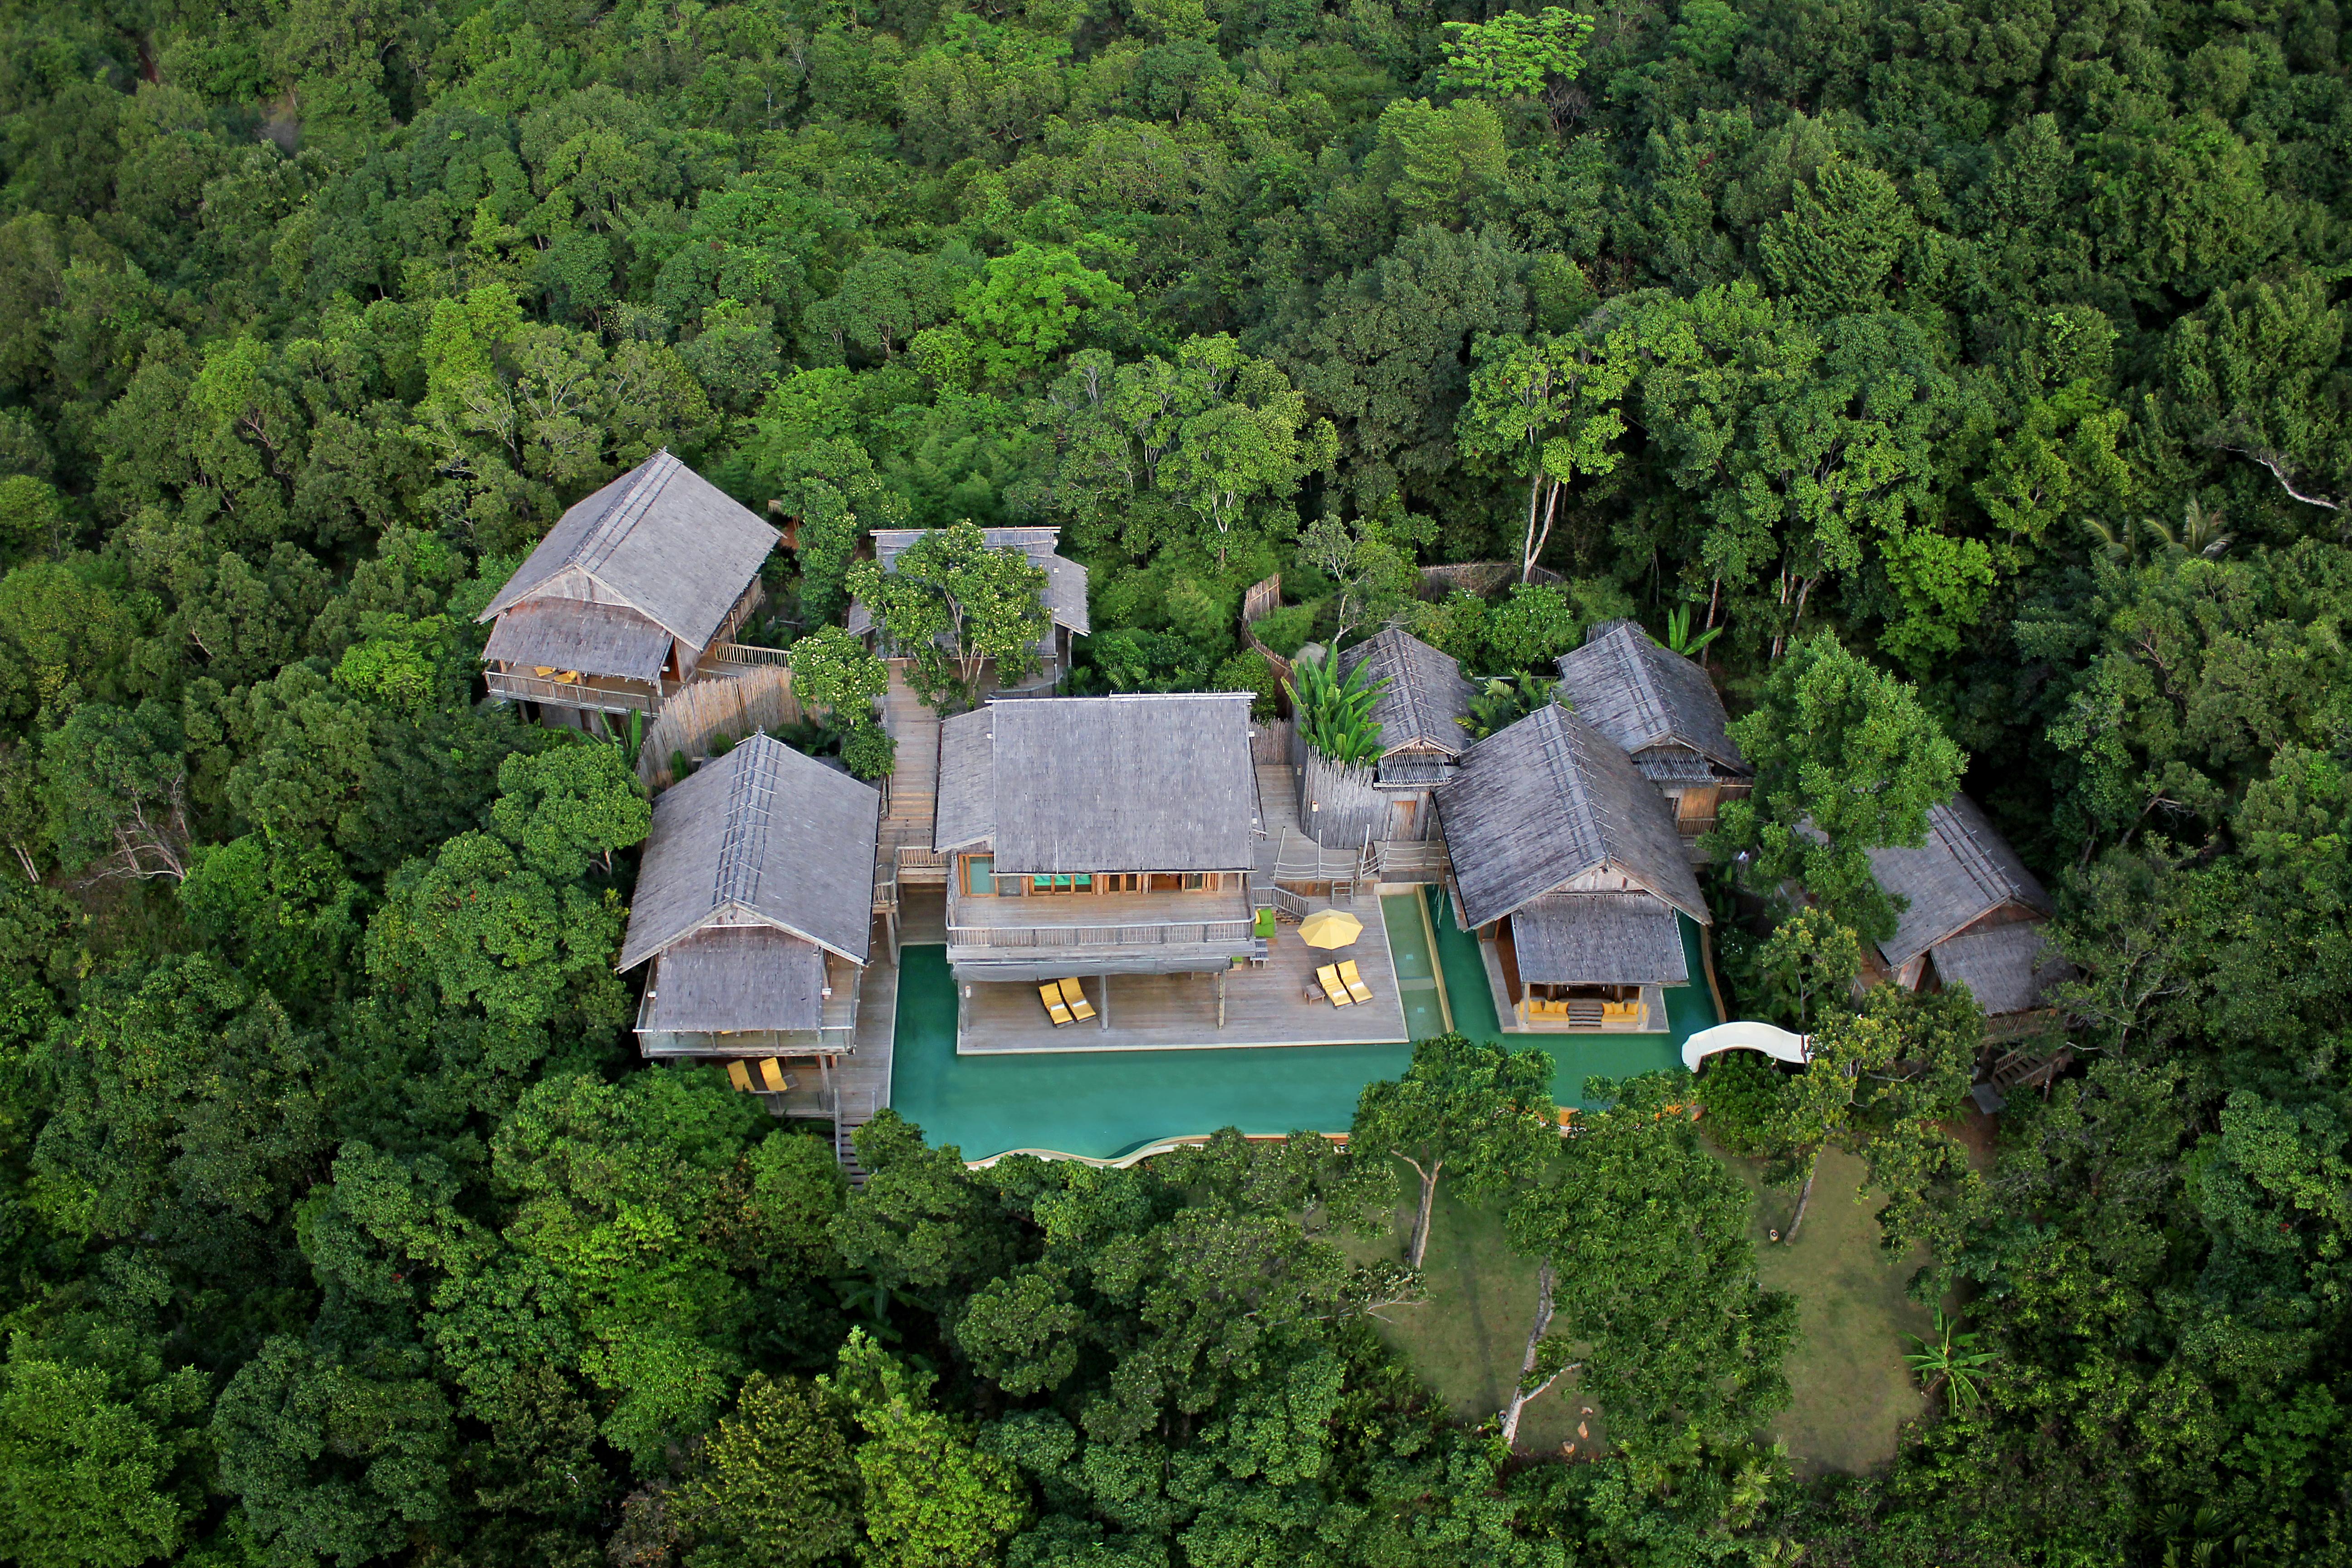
1356 1142 1936 1474
1721 1142 1936 1477
1353 1157 1585 1455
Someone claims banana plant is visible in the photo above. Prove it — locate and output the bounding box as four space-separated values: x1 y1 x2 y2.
1903 1307 1997 1411
1284 651 1390 768
1664 604 1722 658
1456 672 1558 740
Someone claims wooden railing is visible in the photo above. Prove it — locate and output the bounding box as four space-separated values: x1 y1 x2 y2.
946 918 1257 949
707 641 791 669
486 670 661 713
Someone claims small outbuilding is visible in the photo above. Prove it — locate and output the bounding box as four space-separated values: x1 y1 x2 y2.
849 526 1090 691
1336 627 1477 842
1555 618 1750 840
480 451 778 722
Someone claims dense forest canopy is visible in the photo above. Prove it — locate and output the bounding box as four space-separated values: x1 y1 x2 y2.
0 0 2347 1563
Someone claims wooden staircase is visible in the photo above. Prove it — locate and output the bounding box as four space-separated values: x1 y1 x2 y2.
834 1098 874 1187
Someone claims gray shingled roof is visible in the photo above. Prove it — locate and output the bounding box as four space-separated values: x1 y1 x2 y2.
482 451 779 651
934 694 1259 872
480 598 671 681
1869 796 2052 968
933 709 998 852
642 927 827 1032
1556 620 1745 774
1439 703 1707 930
1931 921 2070 1017
1339 627 1476 759
1512 892 1690 985
619 732 880 971
850 527 1090 637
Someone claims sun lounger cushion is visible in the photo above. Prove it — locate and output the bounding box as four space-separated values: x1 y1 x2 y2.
1338 960 1373 1004
1318 964 1353 1007
726 1060 755 1093
1058 977 1096 1020
757 1058 791 1093
1040 984 1073 1025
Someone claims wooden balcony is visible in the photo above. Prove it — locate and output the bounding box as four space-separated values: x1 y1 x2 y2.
486 668 668 714
947 884 1255 951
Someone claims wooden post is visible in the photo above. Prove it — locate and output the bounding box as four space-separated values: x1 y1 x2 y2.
1217 965 1227 1028
818 1054 834 1103
1098 972 1110 1031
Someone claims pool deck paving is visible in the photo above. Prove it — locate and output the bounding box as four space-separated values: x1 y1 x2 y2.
887 885 1716 1163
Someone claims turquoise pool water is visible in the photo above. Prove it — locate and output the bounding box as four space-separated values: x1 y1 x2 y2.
887 887 1715 1161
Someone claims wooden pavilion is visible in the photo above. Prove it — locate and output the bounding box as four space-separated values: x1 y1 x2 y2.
1336 627 1477 842
935 691 1268 1026
1440 702 1710 1031
478 450 779 723
1863 794 2070 1030
849 526 1091 691
619 732 882 1093
1555 618 1751 842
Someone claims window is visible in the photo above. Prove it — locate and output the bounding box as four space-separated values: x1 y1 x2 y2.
1100 872 1140 893
1030 874 1092 895
963 855 995 896
1182 872 1206 892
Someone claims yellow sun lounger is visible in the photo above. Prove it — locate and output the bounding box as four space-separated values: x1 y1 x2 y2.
757 1058 793 1093
726 1060 756 1093
1058 977 1096 1021
1338 959 1374 1004
1318 964 1353 1007
1040 984 1074 1026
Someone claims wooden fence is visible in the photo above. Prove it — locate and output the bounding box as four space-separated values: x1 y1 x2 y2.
1297 753 1385 851
1240 574 1295 716
1418 560 1564 600
639 666 803 790
1242 573 1283 625
1250 718 1295 765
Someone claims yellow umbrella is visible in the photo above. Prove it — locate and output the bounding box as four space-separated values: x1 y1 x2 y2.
1297 908 1364 949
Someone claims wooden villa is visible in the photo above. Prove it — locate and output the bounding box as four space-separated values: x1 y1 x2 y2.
618 732 881 1084
1864 795 2070 1032
1336 627 1476 842
1555 619 1751 843
1440 703 1710 1032
849 526 1090 691
479 450 780 722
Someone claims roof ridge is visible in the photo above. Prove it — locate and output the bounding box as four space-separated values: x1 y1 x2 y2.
710 734 779 911
577 450 680 578
1533 707 1606 868
1606 625 1673 745
1383 630 1435 745
1934 801 2014 907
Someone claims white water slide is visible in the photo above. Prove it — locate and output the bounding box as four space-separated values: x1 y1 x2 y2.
1681 1020 1811 1073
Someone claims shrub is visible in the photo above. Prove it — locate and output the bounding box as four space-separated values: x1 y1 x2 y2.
1695 1050 1787 1157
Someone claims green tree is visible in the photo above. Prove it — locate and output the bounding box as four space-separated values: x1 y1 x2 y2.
1503 1073 1795 1451
40 703 191 883
1351 1033 1557 1269
488 741 649 878
681 1374 860 1567
1436 8 1596 130
786 625 890 726
844 523 1049 712
823 1331 1027 1568
1717 632 1965 938
1458 327 1636 582
0 1354 191 1568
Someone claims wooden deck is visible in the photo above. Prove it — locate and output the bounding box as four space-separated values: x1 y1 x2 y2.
956 897 1407 1054
1476 932 1664 1033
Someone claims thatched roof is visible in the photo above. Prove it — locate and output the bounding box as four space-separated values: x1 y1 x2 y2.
1338 627 1476 760
849 527 1090 637
1439 704 1707 930
480 598 671 681
482 451 779 651
619 732 880 971
641 927 828 1033
934 693 1259 872
1931 921 2071 1017
1556 619 1745 774
1512 892 1690 985
1868 796 2051 968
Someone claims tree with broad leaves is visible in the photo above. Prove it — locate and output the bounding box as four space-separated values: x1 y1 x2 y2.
845 521 1050 713
1351 1032 1557 1269
1457 326 1636 583
1500 1072 1795 1450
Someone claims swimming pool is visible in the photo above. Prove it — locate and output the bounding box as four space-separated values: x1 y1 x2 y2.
886 887 1714 1162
